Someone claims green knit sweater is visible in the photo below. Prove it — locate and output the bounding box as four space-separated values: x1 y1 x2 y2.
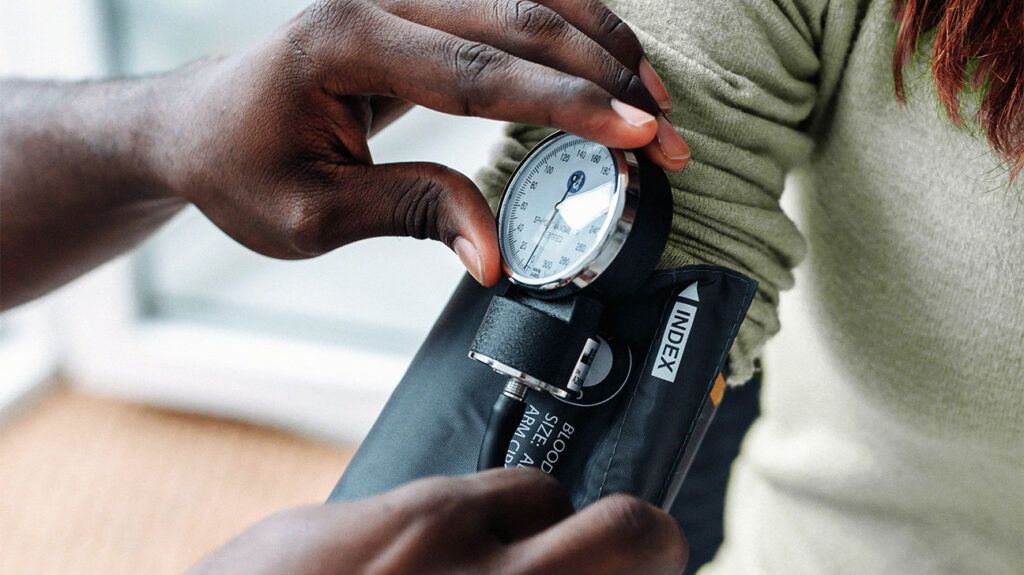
477 1 1024 573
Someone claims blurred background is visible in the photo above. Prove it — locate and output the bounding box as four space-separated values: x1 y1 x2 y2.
0 0 505 572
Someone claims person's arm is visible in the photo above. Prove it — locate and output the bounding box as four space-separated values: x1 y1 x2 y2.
0 75 192 307
1 0 691 310
478 0 865 384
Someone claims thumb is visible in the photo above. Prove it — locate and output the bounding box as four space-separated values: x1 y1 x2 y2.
351 162 501 286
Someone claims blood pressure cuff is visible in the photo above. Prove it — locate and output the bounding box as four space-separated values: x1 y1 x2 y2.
328 265 756 511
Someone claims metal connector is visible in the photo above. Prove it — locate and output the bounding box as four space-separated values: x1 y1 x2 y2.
502 378 529 402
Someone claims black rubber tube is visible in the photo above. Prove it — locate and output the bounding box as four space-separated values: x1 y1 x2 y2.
477 394 527 471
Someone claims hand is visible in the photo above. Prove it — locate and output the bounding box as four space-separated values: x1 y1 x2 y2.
162 0 690 285
190 468 687 575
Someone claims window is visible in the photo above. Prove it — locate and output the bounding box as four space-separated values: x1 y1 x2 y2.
1 0 506 441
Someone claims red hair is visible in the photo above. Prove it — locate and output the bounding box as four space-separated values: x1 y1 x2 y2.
893 0 1024 177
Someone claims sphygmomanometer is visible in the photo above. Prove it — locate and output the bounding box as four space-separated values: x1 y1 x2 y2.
468 131 672 470
330 131 758 514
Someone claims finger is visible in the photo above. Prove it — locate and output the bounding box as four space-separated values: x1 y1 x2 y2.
644 115 690 172
535 0 672 111
535 0 645 68
506 494 688 575
356 162 501 286
382 469 573 542
464 468 575 542
276 161 499 284
297 4 658 149
342 162 501 286
375 0 661 116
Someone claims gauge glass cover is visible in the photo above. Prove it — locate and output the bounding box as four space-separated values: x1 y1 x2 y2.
498 134 624 287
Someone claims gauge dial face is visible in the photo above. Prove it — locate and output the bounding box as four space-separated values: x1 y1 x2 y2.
498 134 623 286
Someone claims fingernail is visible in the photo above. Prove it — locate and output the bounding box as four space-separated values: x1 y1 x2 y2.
611 99 656 128
453 237 484 285
657 115 690 162
639 57 672 112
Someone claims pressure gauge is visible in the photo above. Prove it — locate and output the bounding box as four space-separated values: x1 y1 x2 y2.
494 131 671 301
471 131 672 469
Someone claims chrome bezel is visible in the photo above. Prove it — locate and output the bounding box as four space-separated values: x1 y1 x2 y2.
496 132 640 296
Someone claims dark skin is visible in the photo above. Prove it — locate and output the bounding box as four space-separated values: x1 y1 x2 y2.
0 0 688 308
1 0 691 572
192 468 687 575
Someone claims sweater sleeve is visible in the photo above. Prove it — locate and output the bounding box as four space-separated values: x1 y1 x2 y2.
476 0 862 384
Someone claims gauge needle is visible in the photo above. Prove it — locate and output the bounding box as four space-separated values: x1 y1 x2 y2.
524 176 579 269
524 180 615 270
524 207 563 271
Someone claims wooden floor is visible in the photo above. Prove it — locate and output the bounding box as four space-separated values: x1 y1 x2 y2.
0 384 354 574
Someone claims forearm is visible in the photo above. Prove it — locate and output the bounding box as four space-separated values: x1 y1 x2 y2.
0 70 201 309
